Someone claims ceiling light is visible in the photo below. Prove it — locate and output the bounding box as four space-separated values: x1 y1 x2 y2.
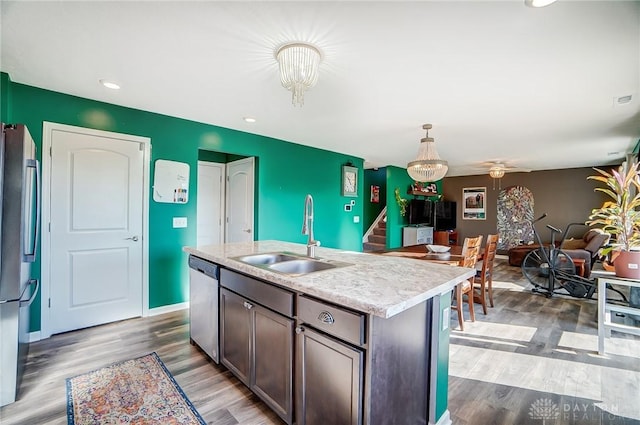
275 42 321 107
489 164 506 190
524 0 558 7
99 79 120 90
243 117 256 123
489 166 505 179
407 124 448 182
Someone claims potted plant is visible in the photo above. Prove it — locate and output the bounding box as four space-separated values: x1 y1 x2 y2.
586 160 640 278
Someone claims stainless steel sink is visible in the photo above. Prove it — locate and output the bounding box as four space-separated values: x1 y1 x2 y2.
267 259 341 274
234 252 301 265
232 251 352 276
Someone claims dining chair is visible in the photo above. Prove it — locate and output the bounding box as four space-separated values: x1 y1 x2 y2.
473 234 499 314
452 235 482 331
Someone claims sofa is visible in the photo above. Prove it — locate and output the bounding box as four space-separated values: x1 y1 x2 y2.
508 228 610 277
559 228 610 277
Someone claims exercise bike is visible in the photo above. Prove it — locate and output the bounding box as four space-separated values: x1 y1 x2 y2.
521 214 627 302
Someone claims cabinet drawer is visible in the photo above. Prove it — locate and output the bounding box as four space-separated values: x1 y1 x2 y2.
298 296 366 346
221 269 294 317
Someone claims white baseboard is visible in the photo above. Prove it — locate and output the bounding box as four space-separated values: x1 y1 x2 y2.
496 254 509 260
28 331 41 343
147 302 189 317
433 410 452 425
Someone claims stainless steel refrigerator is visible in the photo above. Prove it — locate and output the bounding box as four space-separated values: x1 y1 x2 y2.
0 123 40 407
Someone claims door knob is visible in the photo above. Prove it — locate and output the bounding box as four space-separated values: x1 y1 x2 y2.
243 229 252 233
125 236 139 241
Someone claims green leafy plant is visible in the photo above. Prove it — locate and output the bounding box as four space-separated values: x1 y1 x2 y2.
586 161 640 252
395 188 409 217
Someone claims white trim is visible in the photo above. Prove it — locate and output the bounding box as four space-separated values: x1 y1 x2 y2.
496 254 508 260
40 122 151 338
362 206 387 243
28 331 42 343
432 410 451 425
147 302 189 316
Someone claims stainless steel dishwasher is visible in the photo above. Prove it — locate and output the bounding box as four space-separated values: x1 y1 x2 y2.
188 255 219 363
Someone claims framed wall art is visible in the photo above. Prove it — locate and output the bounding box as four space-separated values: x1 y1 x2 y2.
342 165 358 197
462 187 486 220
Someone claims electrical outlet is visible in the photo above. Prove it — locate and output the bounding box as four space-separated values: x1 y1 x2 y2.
442 307 450 331
173 217 187 228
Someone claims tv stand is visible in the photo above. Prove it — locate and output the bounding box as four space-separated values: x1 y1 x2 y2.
403 226 434 247
434 230 458 246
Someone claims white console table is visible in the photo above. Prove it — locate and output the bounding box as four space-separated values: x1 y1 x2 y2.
597 274 640 355
402 226 433 247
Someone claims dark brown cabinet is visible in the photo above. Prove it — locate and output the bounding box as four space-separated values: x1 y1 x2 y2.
295 325 363 425
220 288 251 384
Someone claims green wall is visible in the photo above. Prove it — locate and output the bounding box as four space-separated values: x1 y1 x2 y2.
7 77 364 332
434 290 451 421
198 149 233 163
363 167 387 232
385 166 414 248
1 72 11 122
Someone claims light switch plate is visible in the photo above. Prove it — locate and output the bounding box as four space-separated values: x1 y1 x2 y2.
173 217 187 228
353 215 360 223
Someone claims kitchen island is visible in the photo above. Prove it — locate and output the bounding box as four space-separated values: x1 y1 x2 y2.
184 240 475 425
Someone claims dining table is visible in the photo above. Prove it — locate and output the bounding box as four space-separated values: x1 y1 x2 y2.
378 244 483 265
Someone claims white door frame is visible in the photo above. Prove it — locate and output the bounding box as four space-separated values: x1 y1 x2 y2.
40 122 151 340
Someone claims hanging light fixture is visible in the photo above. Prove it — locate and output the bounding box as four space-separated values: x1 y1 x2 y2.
407 124 448 182
276 42 322 107
489 164 506 190
489 166 505 179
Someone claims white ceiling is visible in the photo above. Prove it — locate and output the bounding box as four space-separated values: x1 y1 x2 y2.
2 1 639 176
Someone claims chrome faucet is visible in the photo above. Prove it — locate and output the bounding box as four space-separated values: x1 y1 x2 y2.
302 194 320 257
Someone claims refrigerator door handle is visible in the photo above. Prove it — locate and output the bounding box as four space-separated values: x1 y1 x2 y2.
0 279 39 305
19 279 39 308
23 159 41 263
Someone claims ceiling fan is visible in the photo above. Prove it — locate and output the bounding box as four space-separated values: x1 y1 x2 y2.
474 161 532 178
473 161 532 189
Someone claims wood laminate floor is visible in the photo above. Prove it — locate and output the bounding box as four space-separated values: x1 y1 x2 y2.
1 259 638 425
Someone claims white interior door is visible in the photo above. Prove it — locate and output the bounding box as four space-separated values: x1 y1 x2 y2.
225 157 255 243
46 126 146 335
197 161 225 246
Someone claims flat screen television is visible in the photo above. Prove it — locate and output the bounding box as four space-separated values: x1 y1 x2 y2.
408 199 434 226
434 201 456 230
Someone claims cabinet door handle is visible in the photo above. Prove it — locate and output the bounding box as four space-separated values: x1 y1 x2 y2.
318 311 335 325
243 301 253 310
295 326 305 334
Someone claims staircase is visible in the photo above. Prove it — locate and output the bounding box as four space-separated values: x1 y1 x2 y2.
363 219 387 252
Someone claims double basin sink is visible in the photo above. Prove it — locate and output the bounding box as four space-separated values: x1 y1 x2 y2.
232 252 353 276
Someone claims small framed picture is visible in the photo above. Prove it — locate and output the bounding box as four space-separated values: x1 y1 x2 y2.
342 165 358 197
370 185 380 203
463 187 486 220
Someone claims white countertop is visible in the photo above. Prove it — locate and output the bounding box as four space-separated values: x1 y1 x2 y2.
184 240 475 319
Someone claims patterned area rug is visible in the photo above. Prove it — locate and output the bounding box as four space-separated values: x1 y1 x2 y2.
66 352 205 425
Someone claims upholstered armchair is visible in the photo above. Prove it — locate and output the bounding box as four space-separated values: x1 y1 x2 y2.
560 228 610 277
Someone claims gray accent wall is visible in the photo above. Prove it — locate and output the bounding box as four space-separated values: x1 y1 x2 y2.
442 167 611 248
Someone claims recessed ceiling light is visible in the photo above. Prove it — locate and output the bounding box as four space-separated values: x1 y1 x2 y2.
524 0 557 7
99 79 120 90
243 117 257 123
